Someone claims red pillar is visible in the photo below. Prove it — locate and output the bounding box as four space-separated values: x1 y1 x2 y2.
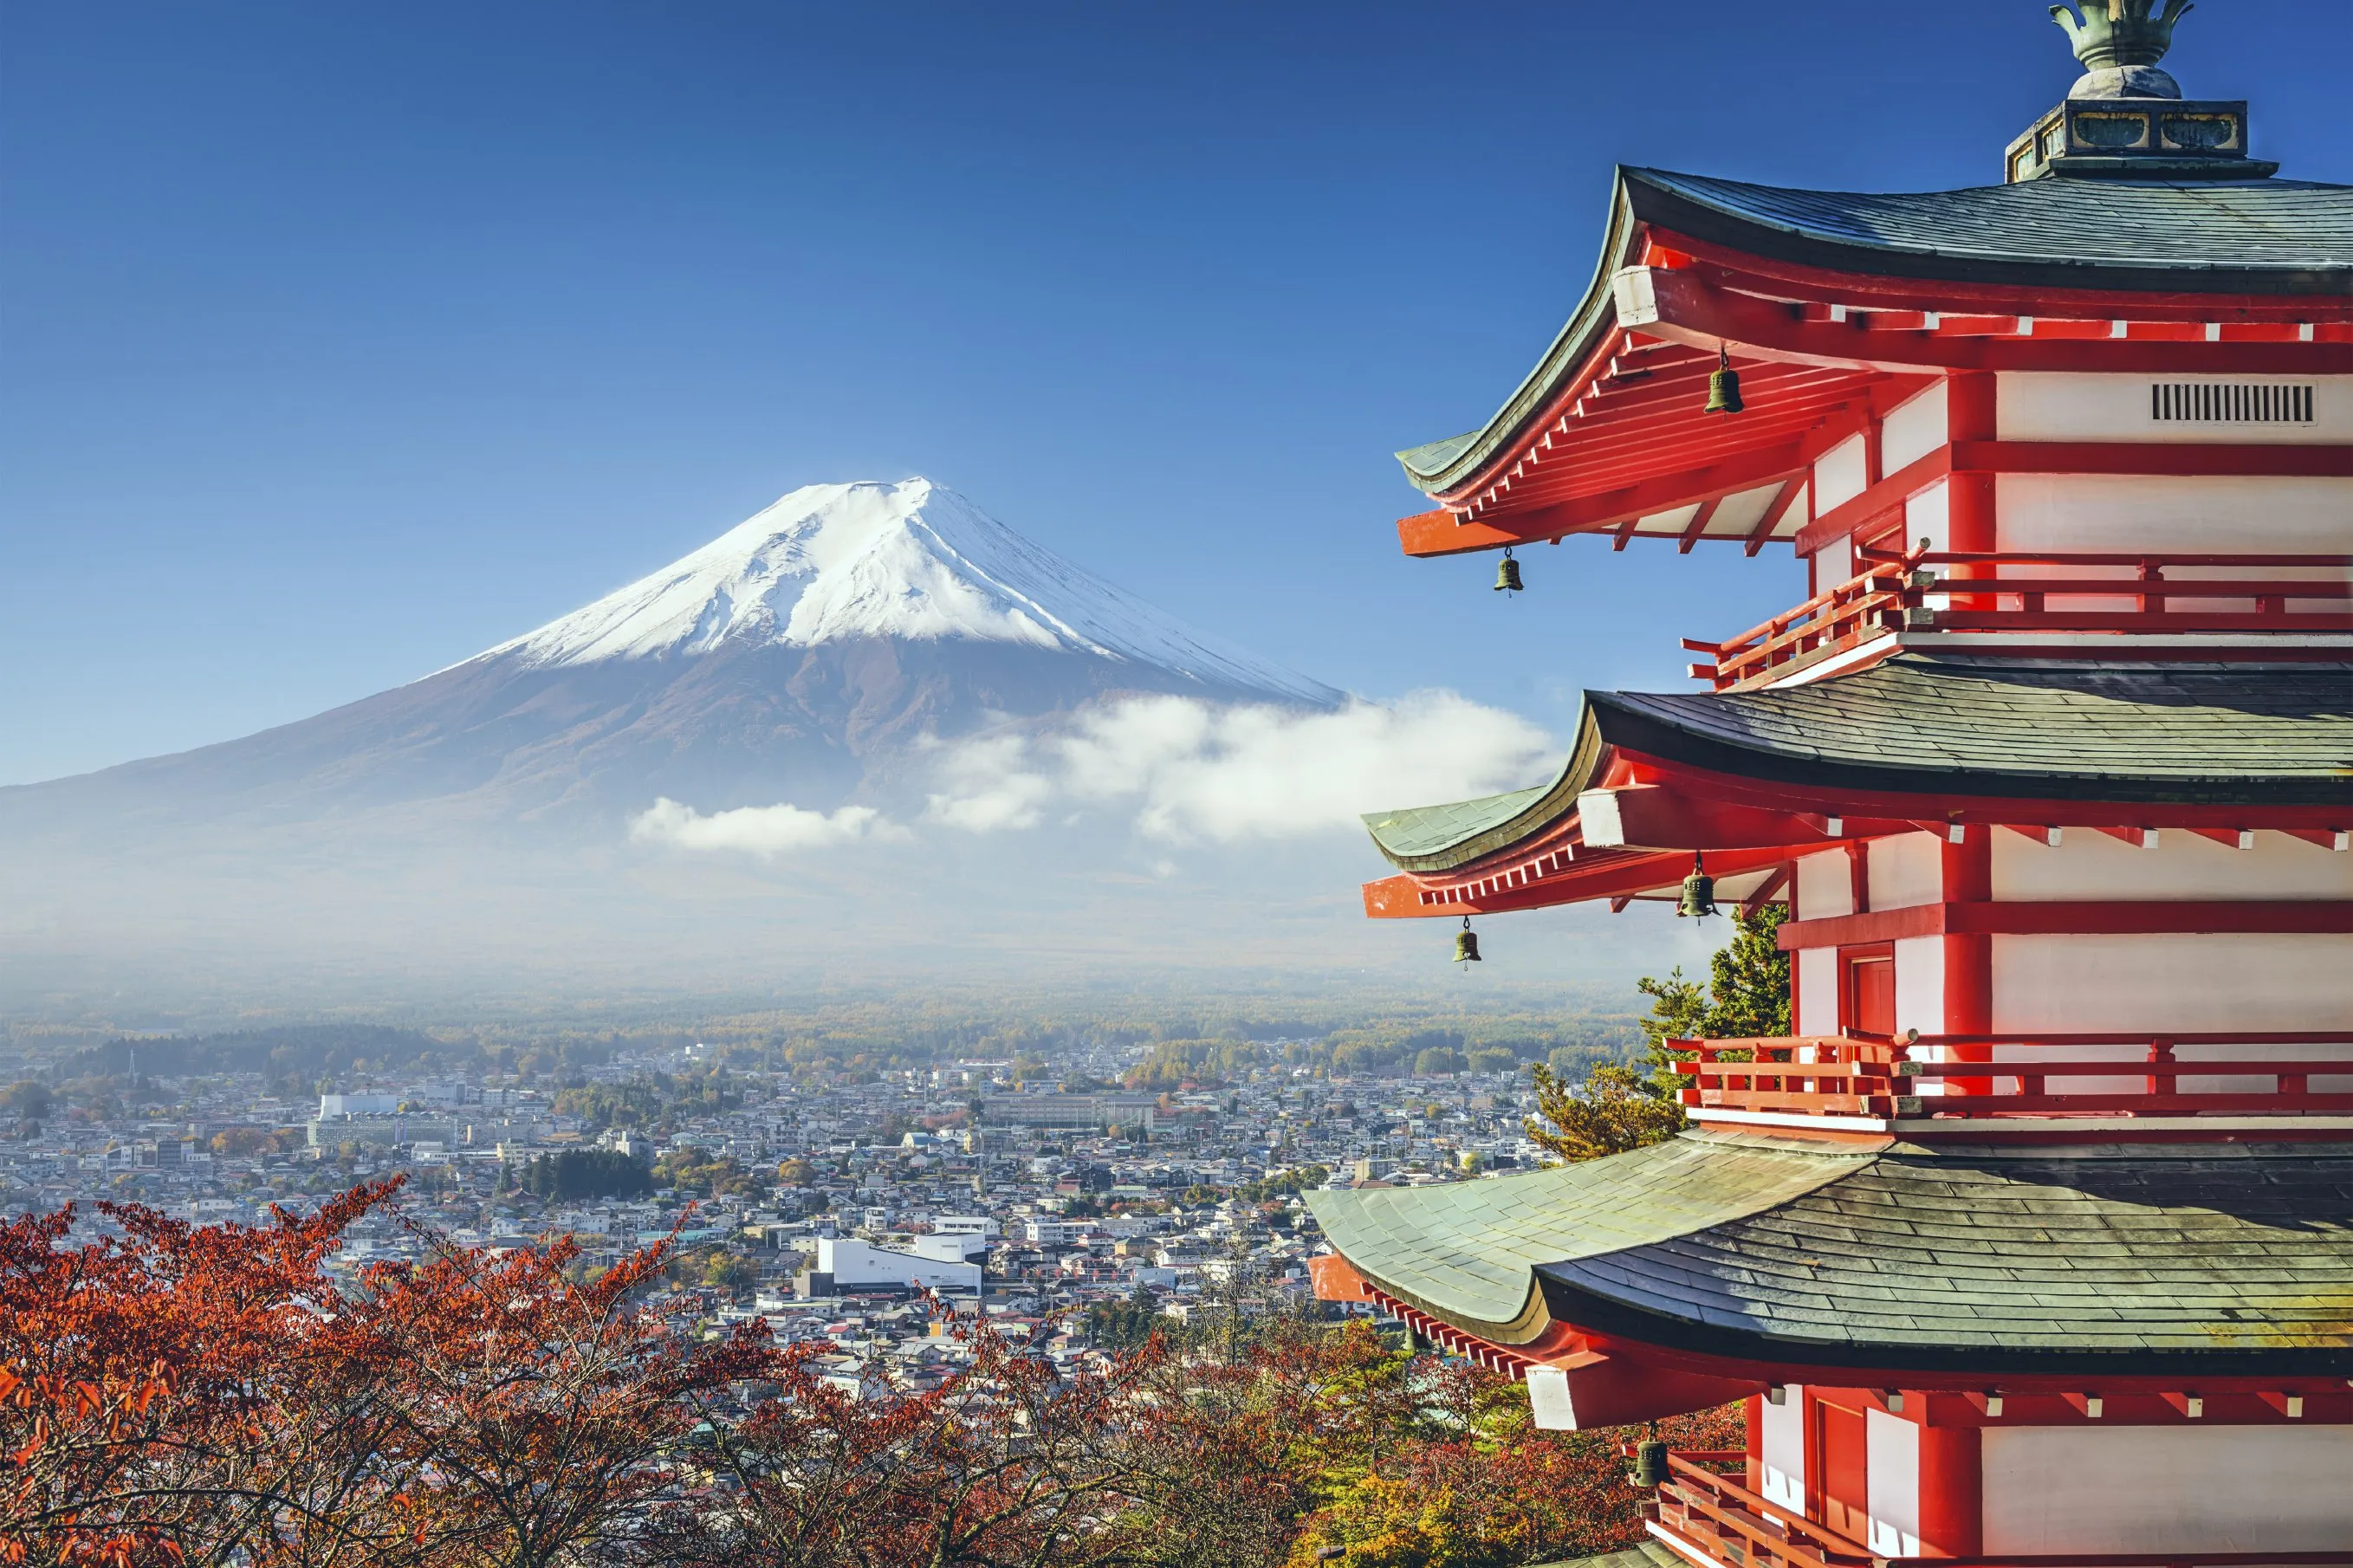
1916 1422 1983 1557
1947 372 1998 609
1943 829 1993 1094
1746 1392 1766 1497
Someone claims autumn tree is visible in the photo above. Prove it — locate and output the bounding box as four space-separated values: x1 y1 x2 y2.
8 1182 1753 1568
679 1299 1155 1568
0 1179 417 1568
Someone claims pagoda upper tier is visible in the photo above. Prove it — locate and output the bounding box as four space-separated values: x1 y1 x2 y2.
1392 167 2350 559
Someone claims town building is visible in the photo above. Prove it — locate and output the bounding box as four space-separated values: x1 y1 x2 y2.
1311 4 2351 1562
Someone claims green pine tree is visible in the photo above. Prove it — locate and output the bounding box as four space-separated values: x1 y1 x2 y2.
1527 904 1790 1163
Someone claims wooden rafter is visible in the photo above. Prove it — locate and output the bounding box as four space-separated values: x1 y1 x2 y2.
1745 476 1806 558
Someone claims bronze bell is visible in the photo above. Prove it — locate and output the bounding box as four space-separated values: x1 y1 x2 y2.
1676 854 1717 919
1633 1437 1670 1488
1703 344 1744 415
1454 917 1481 962
1494 548 1523 593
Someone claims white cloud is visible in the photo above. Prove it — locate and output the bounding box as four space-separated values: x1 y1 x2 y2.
924 733 1055 832
629 797 911 859
926 692 1551 844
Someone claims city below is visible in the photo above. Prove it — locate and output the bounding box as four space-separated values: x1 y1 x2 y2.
0 1023 1574 1380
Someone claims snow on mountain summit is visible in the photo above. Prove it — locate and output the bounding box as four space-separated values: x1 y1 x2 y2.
482 480 1337 704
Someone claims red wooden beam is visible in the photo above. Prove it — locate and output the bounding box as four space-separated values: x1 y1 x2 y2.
1792 440 2353 555
1578 784 1910 852
1676 496 1723 554
1615 262 2353 376
1362 845 1804 919
1400 442 1812 557
1779 901 2353 949
1742 861 1794 915
1654 224 2353 322
1745 476 1805 557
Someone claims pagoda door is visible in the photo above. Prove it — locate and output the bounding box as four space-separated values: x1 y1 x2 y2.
1841 945 1895 1037
1816 1400 1870 1544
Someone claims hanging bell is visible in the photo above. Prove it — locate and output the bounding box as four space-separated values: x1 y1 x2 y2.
1633 1437 1670 1488
1454 917 1482 963
1703 344 1744 415
1676 854 1717 919
1494 548 1523 593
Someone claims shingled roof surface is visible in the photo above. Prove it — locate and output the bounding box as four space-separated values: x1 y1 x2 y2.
1360 657 2353 871
1597 657 2353 807
1628 169 2353 287
1307 1133 2353 1377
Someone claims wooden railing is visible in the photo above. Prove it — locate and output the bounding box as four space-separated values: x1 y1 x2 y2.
1685 549 2353 690
1650 1449 2353 1568
1669 1033 2353 1121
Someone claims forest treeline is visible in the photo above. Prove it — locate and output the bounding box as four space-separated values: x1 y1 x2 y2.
25 996 1646 1104
2 1181 1736 1568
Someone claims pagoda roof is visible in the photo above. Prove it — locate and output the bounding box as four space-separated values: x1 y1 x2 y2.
1397 166 2353 500
1363 658 2353 874
1306 1132 2353 1377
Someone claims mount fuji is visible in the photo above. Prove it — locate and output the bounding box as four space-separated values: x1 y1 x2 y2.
3 480 1339 839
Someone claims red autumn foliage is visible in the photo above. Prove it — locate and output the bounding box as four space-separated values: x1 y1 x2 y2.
1 1183 1746 1568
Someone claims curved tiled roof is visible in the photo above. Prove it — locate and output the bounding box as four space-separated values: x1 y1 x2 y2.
1308 1132 2353 1376
1631 168 2353 286
1397 166 2353 497
1305 1135 1861 1333
1360 658 2353 874
1596 657 2353 807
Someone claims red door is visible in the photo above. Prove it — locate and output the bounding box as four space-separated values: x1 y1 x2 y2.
1817 1400 1869 1543
1842 946 1895 1037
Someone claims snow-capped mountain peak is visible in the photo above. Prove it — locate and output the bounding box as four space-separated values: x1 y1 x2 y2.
480 479 1333 703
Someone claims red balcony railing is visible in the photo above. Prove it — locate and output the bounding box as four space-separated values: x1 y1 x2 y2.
1684 548 2353 690
1669 1033 2353 1122
1650 1449 2353 1568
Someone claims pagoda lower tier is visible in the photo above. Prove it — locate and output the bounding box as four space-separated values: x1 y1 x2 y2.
1358 653 2352 1143
1306 1133 2353 1561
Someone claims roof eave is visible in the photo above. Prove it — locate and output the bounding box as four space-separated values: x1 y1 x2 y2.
1395 171 1644 498
1362 705 1607 873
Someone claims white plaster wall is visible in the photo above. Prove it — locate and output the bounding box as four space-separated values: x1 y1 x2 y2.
1881 381 1948 472
1892 936 1946 1045
1864 1409 1921 1558
1997 473 2353 555
1996 372 2352 444
1995 932 2343 1031
1993 934 2353 1092
1993 934 2353 1031
1796 948 1838 1036
1868 833 1942 910
1795 849 1854 919
1994 830 2353 901
1759 1388 1805 1513
1902 477 1950 563
1816 434 1869 512
1983 1426 2353 1553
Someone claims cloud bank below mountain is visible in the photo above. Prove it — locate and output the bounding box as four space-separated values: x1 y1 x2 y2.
627 690 1551 857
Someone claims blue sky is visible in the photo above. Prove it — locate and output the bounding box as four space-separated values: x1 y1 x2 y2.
3 0 2341 787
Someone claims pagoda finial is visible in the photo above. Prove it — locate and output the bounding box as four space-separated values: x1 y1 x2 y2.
2048 0 2194 98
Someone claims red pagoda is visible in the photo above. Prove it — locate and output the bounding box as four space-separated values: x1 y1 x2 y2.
1307 3 2352 1562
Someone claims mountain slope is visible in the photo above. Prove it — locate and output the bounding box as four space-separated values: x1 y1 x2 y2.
1 480 1338 836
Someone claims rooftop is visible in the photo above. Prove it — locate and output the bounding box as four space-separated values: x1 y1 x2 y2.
1306 1131 2353 1377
